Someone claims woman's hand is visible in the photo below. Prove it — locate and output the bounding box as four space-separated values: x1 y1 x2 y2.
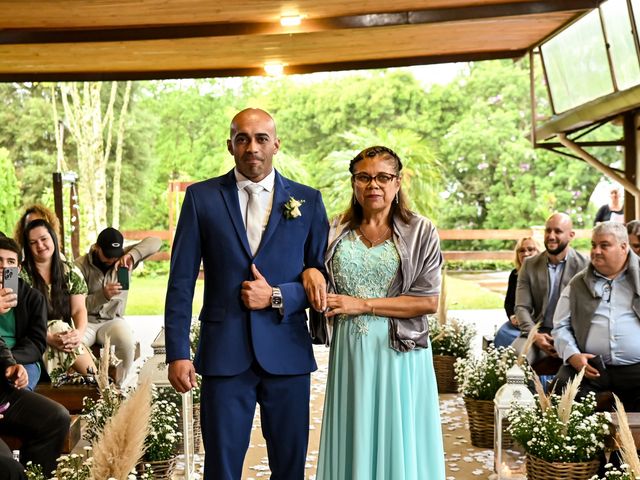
47 331 67 351
325 294 370 318
60 329 83 352
302 268 327 312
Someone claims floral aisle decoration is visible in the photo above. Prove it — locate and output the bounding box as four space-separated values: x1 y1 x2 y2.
189 318 203 450
590 394 640 480
455 345 530 448
25 380 153 480
428 274 475 393
507 369 611 480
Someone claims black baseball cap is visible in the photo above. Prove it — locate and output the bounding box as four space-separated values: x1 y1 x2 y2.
97 227 124 259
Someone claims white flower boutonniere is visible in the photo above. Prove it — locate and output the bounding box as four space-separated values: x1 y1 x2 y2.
284 196 305 219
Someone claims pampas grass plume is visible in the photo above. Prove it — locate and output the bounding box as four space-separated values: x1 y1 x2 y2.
437 271 448 327
90 380 152 480
558 367 585 431
96 336 111 393
613 394 640 477
517 322 540 367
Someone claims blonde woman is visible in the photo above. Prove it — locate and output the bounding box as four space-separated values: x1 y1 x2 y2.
494 236 541 348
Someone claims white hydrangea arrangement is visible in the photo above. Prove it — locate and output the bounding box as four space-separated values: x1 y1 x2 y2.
507 391 611 463
428 315 475 358
455 345 527 400
590 463 640 480
24 449 153 480
145 395 181 462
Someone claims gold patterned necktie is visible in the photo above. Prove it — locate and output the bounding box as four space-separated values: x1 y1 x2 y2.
245 183 264 255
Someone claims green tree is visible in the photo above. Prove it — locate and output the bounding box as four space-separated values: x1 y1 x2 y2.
0 148 20 234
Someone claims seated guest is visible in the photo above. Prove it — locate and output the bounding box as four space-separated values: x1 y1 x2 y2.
0 237 47 390
514 213 588 367
494 236 541 348
553 221 640 411
0 336 70 479
13 204 62 253
21 219 96 382
75 228 161 381
627 220 640 255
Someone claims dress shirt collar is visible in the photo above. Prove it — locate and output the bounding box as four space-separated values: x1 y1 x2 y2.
234 168 275 192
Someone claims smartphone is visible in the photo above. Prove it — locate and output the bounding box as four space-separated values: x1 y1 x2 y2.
2 266 19 295
117 266 129 290
588 355 606 372
0 402 10 414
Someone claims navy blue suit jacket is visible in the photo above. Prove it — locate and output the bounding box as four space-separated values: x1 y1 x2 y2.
164 169 329 376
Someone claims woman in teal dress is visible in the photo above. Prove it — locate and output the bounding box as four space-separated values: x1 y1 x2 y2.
304 146 445 479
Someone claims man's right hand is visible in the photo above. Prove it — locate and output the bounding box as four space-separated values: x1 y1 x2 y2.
5 364 28 389
168 359 198 393
568 353 600 379
534 332 558 357
0 288 17 314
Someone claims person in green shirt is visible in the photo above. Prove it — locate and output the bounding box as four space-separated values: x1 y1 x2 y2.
0 236 47 390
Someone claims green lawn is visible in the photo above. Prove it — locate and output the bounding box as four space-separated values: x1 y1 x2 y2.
125 273 504 315
126 275 204 316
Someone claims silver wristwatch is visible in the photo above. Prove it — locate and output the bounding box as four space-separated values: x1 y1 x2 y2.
271 286 283 309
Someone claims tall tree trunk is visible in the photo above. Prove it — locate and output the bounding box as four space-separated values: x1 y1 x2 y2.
59 82 118 244
112 80 132 229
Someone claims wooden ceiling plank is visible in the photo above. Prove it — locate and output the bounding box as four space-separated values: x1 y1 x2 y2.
0 0 576 29
0 13 577 76
0 0 594 44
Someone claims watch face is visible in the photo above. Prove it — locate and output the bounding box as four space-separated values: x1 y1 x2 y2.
272 296 283 307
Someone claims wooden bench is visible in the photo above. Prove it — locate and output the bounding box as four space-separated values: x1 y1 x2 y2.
35 383 100 414
606 412 640 450
0 414 81 454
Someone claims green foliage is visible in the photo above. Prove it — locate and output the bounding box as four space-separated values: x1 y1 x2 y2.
444 260 513 271
0 147 20 235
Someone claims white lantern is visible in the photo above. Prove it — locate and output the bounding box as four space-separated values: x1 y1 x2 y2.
138 327 196 479
492 364 534 480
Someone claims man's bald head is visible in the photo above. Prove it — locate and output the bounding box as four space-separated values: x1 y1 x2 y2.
230 108 277 138
227 108 280 182
544 212 575 257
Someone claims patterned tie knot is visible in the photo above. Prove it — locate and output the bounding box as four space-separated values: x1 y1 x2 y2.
245 183 263 196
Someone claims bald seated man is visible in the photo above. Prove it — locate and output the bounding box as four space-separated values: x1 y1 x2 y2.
512 213 589 366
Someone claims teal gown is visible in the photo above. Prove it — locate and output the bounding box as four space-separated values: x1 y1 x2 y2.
316 232 445 480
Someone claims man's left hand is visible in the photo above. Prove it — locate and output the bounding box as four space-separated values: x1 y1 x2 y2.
241 264 271 310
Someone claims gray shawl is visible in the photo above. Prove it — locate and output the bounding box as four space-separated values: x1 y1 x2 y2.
310 212 443 352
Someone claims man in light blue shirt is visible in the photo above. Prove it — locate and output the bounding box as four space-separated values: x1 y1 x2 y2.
552 221 640 411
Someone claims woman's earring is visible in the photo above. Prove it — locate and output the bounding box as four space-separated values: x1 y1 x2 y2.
352 194 357 206
395 192 399 204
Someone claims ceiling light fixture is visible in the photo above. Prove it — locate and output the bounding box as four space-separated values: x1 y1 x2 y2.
264 62 285 76
280 15 302 27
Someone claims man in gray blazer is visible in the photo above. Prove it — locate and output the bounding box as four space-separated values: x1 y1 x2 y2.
513 213 589 366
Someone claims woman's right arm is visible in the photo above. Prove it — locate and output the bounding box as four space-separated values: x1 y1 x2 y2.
302 268 326 312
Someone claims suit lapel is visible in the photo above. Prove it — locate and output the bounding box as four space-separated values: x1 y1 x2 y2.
258 171 290 255
220 170 253 257
537 253 550 313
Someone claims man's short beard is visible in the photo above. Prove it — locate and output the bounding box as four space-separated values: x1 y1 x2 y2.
545 241 568 256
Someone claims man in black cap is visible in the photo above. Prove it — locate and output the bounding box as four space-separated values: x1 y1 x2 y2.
75 227 161 382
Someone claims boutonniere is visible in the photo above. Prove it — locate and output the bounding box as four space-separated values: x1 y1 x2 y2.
283 196 305 219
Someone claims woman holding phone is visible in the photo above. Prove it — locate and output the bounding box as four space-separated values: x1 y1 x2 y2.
20 219 96 382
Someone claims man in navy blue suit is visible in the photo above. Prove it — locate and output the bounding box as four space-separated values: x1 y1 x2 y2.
164 108 329 479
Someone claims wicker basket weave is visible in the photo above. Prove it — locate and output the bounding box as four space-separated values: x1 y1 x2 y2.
463 397 496 448
526 455 600 480
433 355 458 393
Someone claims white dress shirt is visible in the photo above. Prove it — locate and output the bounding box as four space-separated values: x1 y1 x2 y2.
235 168 275 234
